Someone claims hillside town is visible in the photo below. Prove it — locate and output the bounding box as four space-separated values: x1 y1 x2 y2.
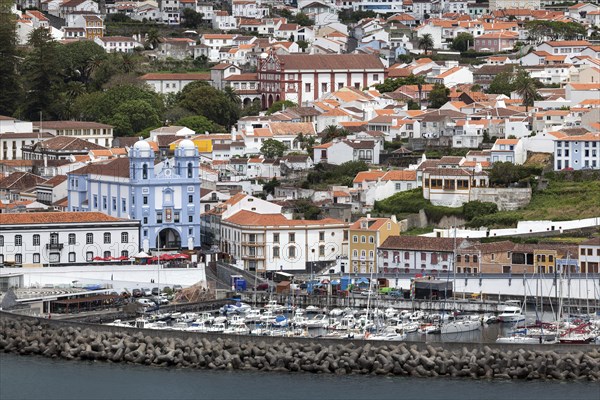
0 0 599 288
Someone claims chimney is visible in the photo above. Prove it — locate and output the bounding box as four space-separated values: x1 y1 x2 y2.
366 213 371 219
391 215 397 223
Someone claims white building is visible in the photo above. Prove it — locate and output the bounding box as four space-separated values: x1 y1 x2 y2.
220 209 348 272
554 132 600 171
139 73 211 95
33 121 114 148
0 212 140 267
490 138 526 165
312 139 381 165
94 36 143 53
579 237 600 274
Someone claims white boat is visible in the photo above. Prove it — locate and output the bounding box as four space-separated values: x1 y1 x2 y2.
272 315 289 328
329 308 344 317
335 315 356 331
418 323 441 334
396 321 419 333
259 310 277 323
496 335 540 344
441 319 481 334
243 309 262 323
224 324 250 334
290 315 309 328
106 319 131 327
187 321 209 332
196 312 215 324
384 307 398 319
264 300 284 312
228 315 246 326
207 322 226 333
366 330 407 341
171 322 189 330
305 314 329 329
409 311 426 321
498 301 525 323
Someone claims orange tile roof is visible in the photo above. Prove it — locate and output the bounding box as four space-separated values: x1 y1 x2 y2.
349 217 391 231
568 83 600 90
381 170 416 181
353 170 385 183
332 190 351 197
0 212 130 225
495 139 519 145
224 210 344 227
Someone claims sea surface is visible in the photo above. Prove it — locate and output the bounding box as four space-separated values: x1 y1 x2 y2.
1 353 599 400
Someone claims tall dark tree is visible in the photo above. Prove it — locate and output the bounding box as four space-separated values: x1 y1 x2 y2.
21 28 63 120
428 83 450 109
418 34 434 55
0 0 21 116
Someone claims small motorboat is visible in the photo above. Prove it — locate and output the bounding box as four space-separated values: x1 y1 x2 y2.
306 305 322 314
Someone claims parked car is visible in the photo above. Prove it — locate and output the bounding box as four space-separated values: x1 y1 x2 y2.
172 285 183 292
389 290 403 298
153 295 169 305
137 298 154 307
141 288 152 296
151 287 160 296
132 289 142 298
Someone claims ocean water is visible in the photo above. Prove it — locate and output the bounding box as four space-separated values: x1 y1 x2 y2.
1 353 599 400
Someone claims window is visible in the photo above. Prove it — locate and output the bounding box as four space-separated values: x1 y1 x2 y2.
421 253 426 261
156 212 163 223
395 183 402 190
288 246 296 259
112 197 117 211
273 233 279 243
404 251 410 260
33 234 40 246
369 236 374 244
142 164 148 179
456 255 461 263
50 233 59 245
143 217 148 224
33 253 40 263
68 234 76 245
187 163 193 178
465 255 470 263
321 82 327 93
121 250 129 258
289 233 295 243
473 255 478 263
373 74 379 81
353 235 358 243
15 254 22 264
305 83 311 92
69 252 76 262
104 233 111 244
361 236 366 243
15 235 22 246
93 195 98 208
102 196 107 209
121 232 128 243
188 195 193 203
273 247 280 258
143 196 148 205
319 245 325 256
0 235 3 246
174 212 180 223
189 215 193 223
319 231 325 241
103 251 111 259
122 199 126 212
353 250 358 257
86 233 93 244
369 250 374 259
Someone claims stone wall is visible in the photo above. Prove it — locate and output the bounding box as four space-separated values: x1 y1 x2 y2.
471 187 532 211
1 312 598 381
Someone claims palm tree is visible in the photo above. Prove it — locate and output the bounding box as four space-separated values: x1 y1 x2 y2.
321 125 349 143
513 70 540 112
223 85 241 106
418 34 434 55
145 28 162 50
119 53 137 74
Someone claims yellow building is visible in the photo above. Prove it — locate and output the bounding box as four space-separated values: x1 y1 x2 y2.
348 215 400 274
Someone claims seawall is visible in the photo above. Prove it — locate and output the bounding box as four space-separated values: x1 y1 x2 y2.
1 312 598 381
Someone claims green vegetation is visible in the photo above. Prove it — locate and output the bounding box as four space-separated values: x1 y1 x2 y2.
488 69 542 104
320 125 350 144
468 180 600 228
289 199 322 220
373 189 464 223
374 74 426 94
428 83 450 109
176 115 223 134
424 148 469 158
338 9 378 23
403 226 435 236
451 33 474 52
489 162 542 187
303 161 368 188
266 100 297 115
0 3 20 116
260 139 287 158
525 20 586 41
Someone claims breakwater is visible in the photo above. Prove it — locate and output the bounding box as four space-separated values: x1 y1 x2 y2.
1 312 599 381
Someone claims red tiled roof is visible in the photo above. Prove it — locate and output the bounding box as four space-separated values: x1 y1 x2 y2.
0 212 131 226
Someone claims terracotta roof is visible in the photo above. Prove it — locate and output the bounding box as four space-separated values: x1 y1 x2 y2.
277 54 384 71
0 212 130 226
268 122 316 136
224 73 258 81
140 73 210 81
380 236 466 252
350 217 391 231
581 237 600 246
0 132 53 139
0 172 46 191
39 174 67 187
353 170 385 183
542 40 591 47
33 121 113 129
69 157 131 178
381 170 417 181
31 136 106 152
224 210 344 227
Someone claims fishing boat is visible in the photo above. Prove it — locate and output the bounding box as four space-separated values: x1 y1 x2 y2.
304 314 329 329
418 323 441 334
498 301 526 323
243 309 262 323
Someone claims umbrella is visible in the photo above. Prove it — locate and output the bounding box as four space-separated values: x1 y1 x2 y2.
92 256 105 261
160 254 175 261
133 251 150 258
174 253 190 259
116 256 129 261
356 277 369 284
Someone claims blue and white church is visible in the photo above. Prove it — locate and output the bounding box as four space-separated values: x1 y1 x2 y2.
68 139 202 251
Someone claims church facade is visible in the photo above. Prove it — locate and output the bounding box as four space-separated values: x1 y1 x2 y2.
67 139 202 251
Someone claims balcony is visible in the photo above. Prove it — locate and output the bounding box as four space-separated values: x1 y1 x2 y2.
46 243 64 250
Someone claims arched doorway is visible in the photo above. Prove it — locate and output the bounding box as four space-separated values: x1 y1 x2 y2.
156 228 181 249
267 94 274 108
243 97 251 108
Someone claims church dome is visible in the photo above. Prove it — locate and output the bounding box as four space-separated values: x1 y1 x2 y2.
133 140 151 151
178 139 195 150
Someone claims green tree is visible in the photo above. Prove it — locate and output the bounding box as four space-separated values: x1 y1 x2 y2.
295 133 317 155
374 74 426 93
263 177 280 195
296 40 309 51
223 85 241 106
260 139 287 158
488 71 514 97
266 100 297 114
21 28 63 120
0 1 21 116
418 34 434 55
451 33 474 52
182 8 204 28
59 40 107 84
145 28 162 50
293 12 312 26
407 100 420 110
109 99 161 136
463 201 498 221
176 115 223 133
176 81 239 127
428 83 450 109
